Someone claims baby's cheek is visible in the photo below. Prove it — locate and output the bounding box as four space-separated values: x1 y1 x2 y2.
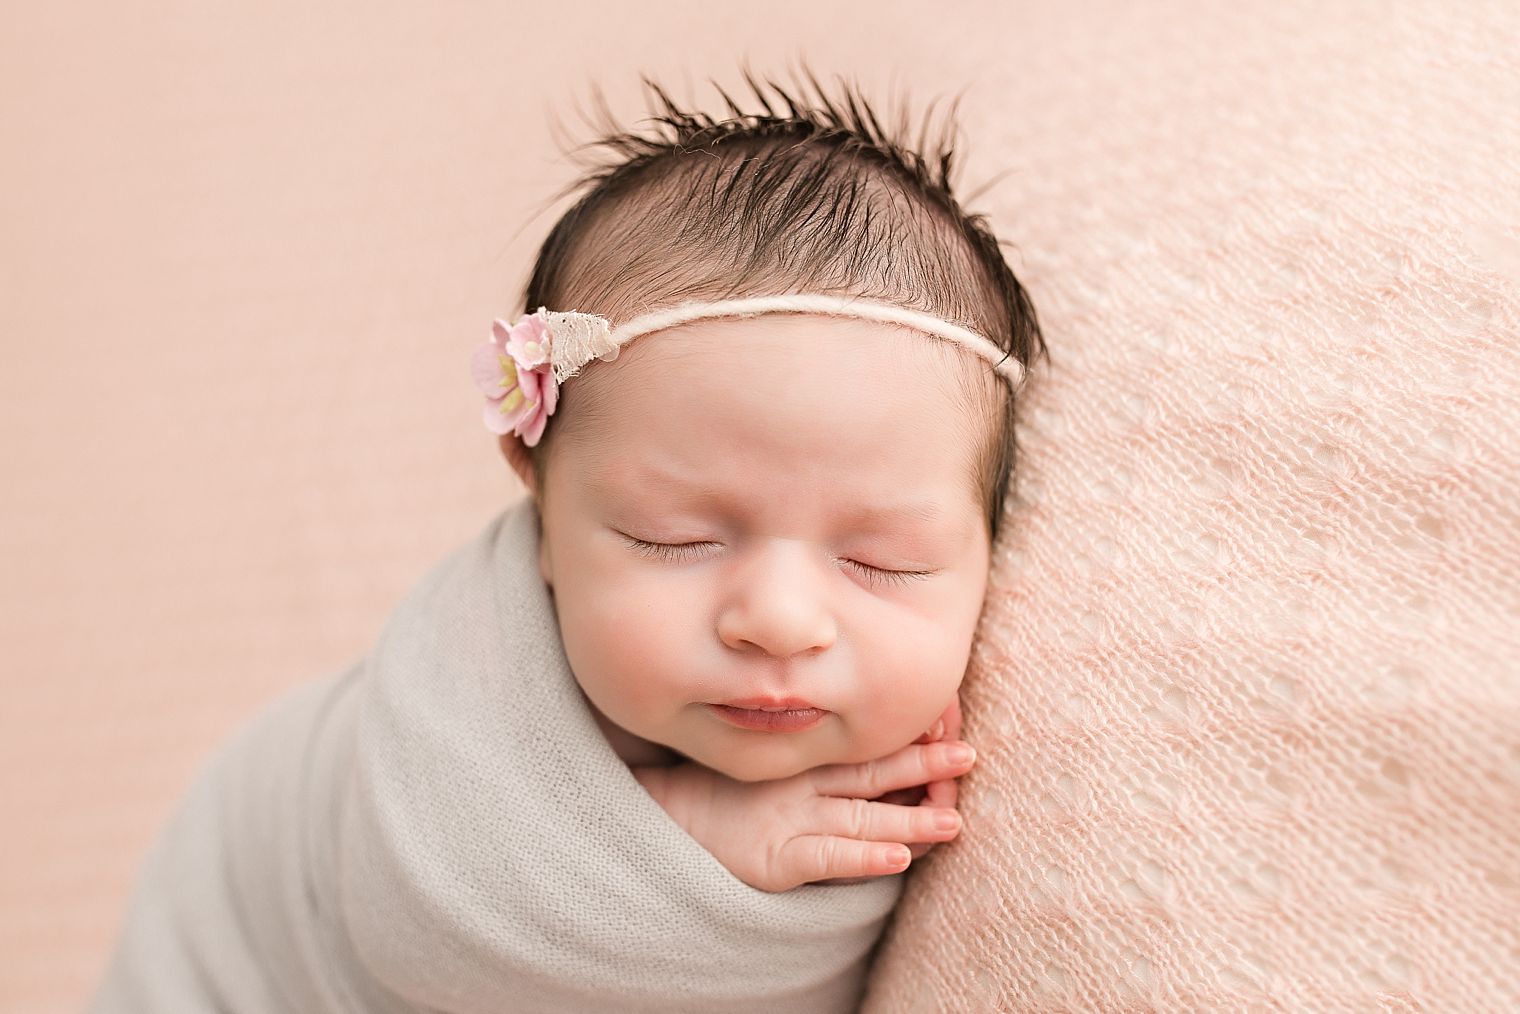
594 601 689 704
852 637 963 751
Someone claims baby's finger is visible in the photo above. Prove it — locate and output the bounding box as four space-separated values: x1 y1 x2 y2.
815 796 963 845
810 741 977 799
779 835 912 888
906 839 939 861
922 775 958 811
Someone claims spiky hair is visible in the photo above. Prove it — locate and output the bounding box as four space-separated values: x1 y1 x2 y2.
517 64 1046 542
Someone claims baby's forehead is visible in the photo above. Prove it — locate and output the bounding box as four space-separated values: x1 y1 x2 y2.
549 314 998 530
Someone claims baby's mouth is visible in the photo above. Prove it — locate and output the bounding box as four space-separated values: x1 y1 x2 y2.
705 703 828 733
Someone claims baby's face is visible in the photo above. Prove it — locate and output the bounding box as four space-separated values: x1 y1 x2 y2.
532 314 993 782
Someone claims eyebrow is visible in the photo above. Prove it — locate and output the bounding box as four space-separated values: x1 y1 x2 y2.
594 467 947 529
849 500 947 527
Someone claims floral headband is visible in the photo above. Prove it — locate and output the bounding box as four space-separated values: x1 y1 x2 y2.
470 293 1026 446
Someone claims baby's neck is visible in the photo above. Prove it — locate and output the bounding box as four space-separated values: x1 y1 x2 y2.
584 694 682 767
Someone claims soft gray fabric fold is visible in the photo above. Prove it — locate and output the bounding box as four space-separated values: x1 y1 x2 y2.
89 495 903 1013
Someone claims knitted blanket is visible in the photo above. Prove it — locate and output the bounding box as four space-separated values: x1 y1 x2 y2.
87 495 902 1013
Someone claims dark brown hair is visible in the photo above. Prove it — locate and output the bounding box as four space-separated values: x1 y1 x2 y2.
515 64 1046 544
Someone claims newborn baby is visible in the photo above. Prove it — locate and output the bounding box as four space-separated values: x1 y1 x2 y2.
87 69 1045 1013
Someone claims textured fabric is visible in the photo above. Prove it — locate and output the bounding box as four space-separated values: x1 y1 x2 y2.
860 3 1520 1012
87 496 902 1013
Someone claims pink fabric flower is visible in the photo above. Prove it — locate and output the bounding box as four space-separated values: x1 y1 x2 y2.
470 311 559 446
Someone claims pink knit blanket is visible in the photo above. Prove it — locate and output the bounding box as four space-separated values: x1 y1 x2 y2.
862 1 1520 1009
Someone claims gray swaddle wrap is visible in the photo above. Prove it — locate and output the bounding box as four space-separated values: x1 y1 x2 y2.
89 495 903 1012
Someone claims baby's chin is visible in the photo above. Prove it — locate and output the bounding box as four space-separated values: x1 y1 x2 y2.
702 752 815 783
687 733 902 784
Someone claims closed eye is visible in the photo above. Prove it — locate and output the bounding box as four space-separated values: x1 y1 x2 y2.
841 559 935 588
619 535 716 562
618 535 935 588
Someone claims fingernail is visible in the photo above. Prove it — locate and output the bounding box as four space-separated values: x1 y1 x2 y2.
882 846 911 869
934 810 960 831
944 744 975 765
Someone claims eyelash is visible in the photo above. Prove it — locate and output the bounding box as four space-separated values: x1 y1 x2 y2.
618 535 934 588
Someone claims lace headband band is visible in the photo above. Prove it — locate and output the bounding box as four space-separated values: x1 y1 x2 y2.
471 294 1025 446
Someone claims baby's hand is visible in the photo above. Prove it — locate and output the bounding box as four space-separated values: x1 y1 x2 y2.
848 694 966 874
630 736 977 894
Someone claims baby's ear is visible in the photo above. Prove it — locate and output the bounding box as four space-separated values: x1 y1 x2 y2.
497 433 537 498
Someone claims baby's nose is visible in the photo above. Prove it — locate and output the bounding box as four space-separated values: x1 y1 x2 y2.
715 542 838 657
